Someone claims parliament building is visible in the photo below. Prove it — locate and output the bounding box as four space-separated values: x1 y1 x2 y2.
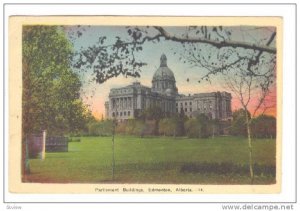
105 54 232 121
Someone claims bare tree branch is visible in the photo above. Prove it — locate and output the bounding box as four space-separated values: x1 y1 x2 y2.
154 26 276 54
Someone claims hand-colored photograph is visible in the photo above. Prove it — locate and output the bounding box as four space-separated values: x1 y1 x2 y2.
18 18 278 187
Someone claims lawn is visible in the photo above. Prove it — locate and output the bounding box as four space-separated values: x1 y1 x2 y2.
25 136 276 184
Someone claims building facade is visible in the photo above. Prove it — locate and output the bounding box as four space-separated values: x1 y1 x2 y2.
105 54 232 121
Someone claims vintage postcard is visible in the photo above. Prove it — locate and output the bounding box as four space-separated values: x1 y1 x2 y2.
9 16 282 194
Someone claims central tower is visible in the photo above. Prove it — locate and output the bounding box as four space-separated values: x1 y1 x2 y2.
151 54 178 96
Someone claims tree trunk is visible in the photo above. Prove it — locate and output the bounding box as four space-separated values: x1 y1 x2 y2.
245 110 254 184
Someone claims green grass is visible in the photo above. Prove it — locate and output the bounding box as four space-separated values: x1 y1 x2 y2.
25 136 276 184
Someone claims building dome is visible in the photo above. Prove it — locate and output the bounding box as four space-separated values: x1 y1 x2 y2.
152 54 178 95
152 54 176 81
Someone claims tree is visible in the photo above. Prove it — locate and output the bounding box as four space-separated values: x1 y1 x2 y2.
209 118 220 138
176 108 186 136
140 105 164 135
196 114 210 138
185 114 210 138
251 115 276 139
185 118 199 138
22 26 89 178
230 109 251 137
23 25 89 135
221 54 275 184
159 116 178 137
132 120 146 138
159 118 168 136
69 26 276 84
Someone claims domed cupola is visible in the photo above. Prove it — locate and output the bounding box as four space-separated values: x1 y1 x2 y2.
152 54 178 95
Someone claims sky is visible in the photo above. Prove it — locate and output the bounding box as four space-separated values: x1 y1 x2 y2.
63 25 276 119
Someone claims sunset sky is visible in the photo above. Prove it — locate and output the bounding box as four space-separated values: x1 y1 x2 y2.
65 26 276 119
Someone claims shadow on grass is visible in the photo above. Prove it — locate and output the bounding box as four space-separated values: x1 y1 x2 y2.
180 162 275 177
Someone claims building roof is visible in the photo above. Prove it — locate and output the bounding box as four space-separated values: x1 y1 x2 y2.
152 54 175 82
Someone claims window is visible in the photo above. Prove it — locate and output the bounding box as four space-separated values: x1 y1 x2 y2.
120 112 122 116
185 108 187 112
176 103 178 106
116 112 119 116
190 102 192 105
185 102 187 106
180 103 183 106
112 112 115 117
190 108 192 112
128 111 130 116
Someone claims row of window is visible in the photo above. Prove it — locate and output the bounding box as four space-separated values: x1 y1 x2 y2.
176 101 215 109
177 107 193 113
112 111 131 117
176 107 214 113
176 101 192 107
153 82 174 89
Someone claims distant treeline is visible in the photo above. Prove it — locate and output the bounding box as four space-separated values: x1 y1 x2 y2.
73 108 276 139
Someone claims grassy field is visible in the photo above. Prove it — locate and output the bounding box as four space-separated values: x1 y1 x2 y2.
25 136 276 184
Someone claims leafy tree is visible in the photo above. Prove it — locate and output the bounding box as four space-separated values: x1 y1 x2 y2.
230 109 251 137
124 119 136 135
176 107 186 136
185 114 210 138
185 118 199 138
140 105 164 135
22 26 89 177
251 115 276 139
196 114 210 138
132 120 147 138
23 25 89 136
159 117 178 137
159 118 168 136
209 118 220 138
